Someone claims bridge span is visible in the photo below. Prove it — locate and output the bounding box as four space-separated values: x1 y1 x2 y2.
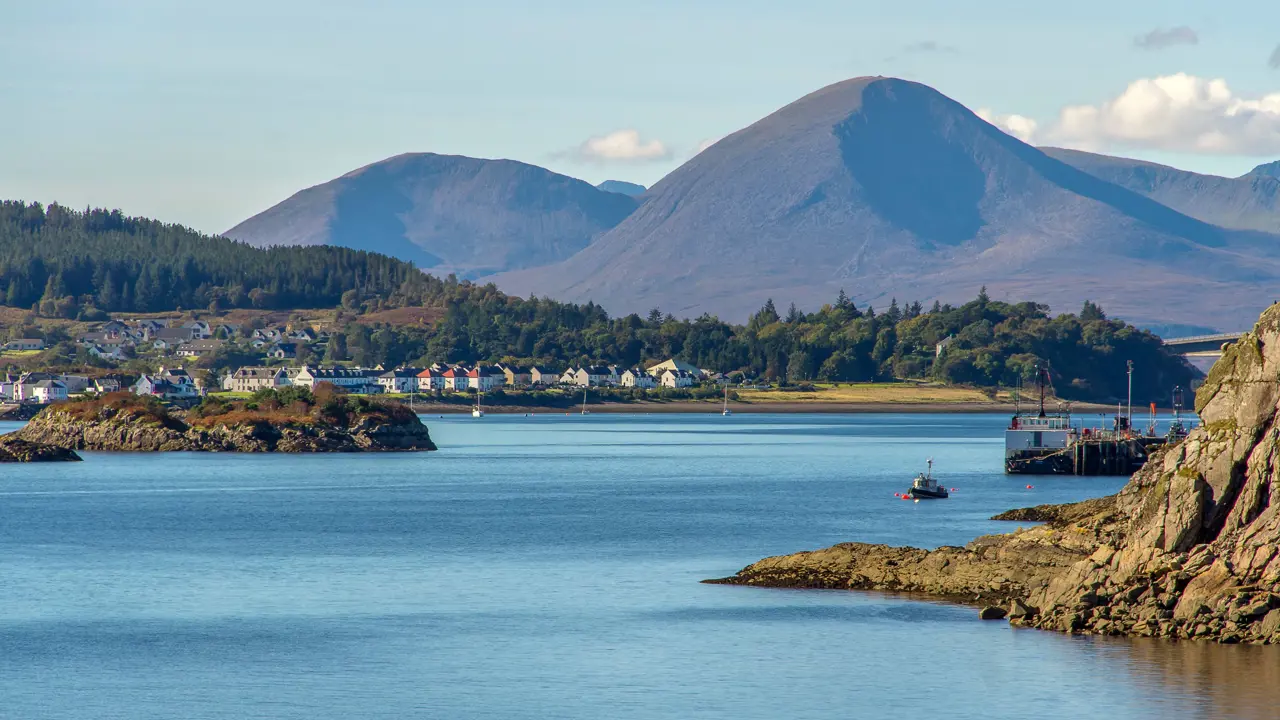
1163 332 1244 357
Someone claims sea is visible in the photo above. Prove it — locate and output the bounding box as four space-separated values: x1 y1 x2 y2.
1 412 1276 720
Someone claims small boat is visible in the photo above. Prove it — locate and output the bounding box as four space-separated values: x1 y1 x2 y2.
581 386 589 415
722 385 732 416
472 389 485 418
907 459 948 499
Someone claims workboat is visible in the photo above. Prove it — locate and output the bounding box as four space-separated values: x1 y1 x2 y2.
907 459 948 499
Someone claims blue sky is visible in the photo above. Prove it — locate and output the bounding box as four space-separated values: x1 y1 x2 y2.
2 0 1278 233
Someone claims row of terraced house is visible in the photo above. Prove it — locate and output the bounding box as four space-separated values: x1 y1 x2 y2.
222 359 710 395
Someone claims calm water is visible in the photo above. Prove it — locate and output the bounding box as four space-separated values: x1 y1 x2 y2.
0 413 1274 720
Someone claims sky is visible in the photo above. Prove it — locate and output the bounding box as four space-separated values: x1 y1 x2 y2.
2 0 1279 234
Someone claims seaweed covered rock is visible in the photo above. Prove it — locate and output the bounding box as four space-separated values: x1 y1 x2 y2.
0 435 82 462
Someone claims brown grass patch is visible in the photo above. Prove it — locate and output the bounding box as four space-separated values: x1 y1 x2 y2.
354 306 443 327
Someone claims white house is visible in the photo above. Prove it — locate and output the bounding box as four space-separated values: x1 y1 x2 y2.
442 366 470 392
646 358 702 379
935 335 955 357
573 366 613 387
29 379 68 404
176 339 224 358
3 338 45 351
660 369 697 388
620 368 657 388
377 368 421 394
144 367 200 399
291 366 374 392
182 320 213 339
468 366 504 392
416 367 446 392
57 374 91 393
227 366 289 393
529 366 558 386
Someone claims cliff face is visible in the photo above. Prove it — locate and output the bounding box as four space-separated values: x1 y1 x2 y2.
14 406 437 453
713 303 1280 643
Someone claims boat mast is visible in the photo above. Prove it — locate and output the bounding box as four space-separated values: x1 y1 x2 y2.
1037 363 1047 418
582 385 588 414
1126 360 1134 429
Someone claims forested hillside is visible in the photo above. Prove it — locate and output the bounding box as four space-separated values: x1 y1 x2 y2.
0 201 418 316
330 284 1194 404
1 201 1195 403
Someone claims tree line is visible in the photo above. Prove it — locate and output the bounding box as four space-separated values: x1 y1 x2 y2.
0 201 418 316
1 201 1196 404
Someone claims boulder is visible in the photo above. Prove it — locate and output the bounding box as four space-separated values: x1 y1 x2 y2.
979 606 1008 620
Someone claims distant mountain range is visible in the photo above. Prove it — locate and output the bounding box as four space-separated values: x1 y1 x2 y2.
596 180 646 197
225 153 637 279
225 78 1280 330
1042 148 1280 234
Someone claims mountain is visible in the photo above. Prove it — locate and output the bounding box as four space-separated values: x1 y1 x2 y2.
493 77 1280 329
1247 160 1280 180
1042 148 1280 234
597 180 647 197
225 153 638 279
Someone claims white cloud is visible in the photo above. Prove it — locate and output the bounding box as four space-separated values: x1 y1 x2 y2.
1133 26 1198 50
572 129 671 163
980 74 1280 156
975 109 1039 143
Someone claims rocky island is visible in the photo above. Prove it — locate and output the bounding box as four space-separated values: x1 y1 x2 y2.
710 304 1280 645
11 387 437 453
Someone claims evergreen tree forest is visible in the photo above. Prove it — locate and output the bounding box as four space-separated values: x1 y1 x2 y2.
1 201 1196 404
0 201 418 315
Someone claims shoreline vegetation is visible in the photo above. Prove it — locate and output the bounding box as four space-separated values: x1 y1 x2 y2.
371 382 1120 415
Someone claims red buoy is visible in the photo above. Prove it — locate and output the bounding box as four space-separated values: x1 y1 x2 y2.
1026 484 1034 489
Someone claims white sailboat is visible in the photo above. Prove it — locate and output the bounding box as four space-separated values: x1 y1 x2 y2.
472 389 485 418
581 386 589 415
722 385 732 416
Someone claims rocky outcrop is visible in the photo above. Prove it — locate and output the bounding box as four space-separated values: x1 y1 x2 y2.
14 406 437 453
710 303 1280 644
0 435 82 462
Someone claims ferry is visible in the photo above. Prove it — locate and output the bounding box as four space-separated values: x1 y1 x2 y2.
1004 364 1182 476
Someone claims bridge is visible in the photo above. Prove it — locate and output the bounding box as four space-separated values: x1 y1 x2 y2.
1163 332 1245 357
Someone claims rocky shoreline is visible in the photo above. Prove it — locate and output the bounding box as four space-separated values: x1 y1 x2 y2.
0 435 82 462
10 393 437 453
708 304 1280 645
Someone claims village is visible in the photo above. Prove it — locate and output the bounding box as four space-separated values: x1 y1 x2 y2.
0 316 713 407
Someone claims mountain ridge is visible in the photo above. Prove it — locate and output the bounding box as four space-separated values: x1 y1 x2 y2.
492 77 1280 329
225 153 638 278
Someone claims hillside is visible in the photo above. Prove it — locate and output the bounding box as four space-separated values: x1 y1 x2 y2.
493 77 1280 330
1042 148 1280 234
225 153 638 278
0 201 419 314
